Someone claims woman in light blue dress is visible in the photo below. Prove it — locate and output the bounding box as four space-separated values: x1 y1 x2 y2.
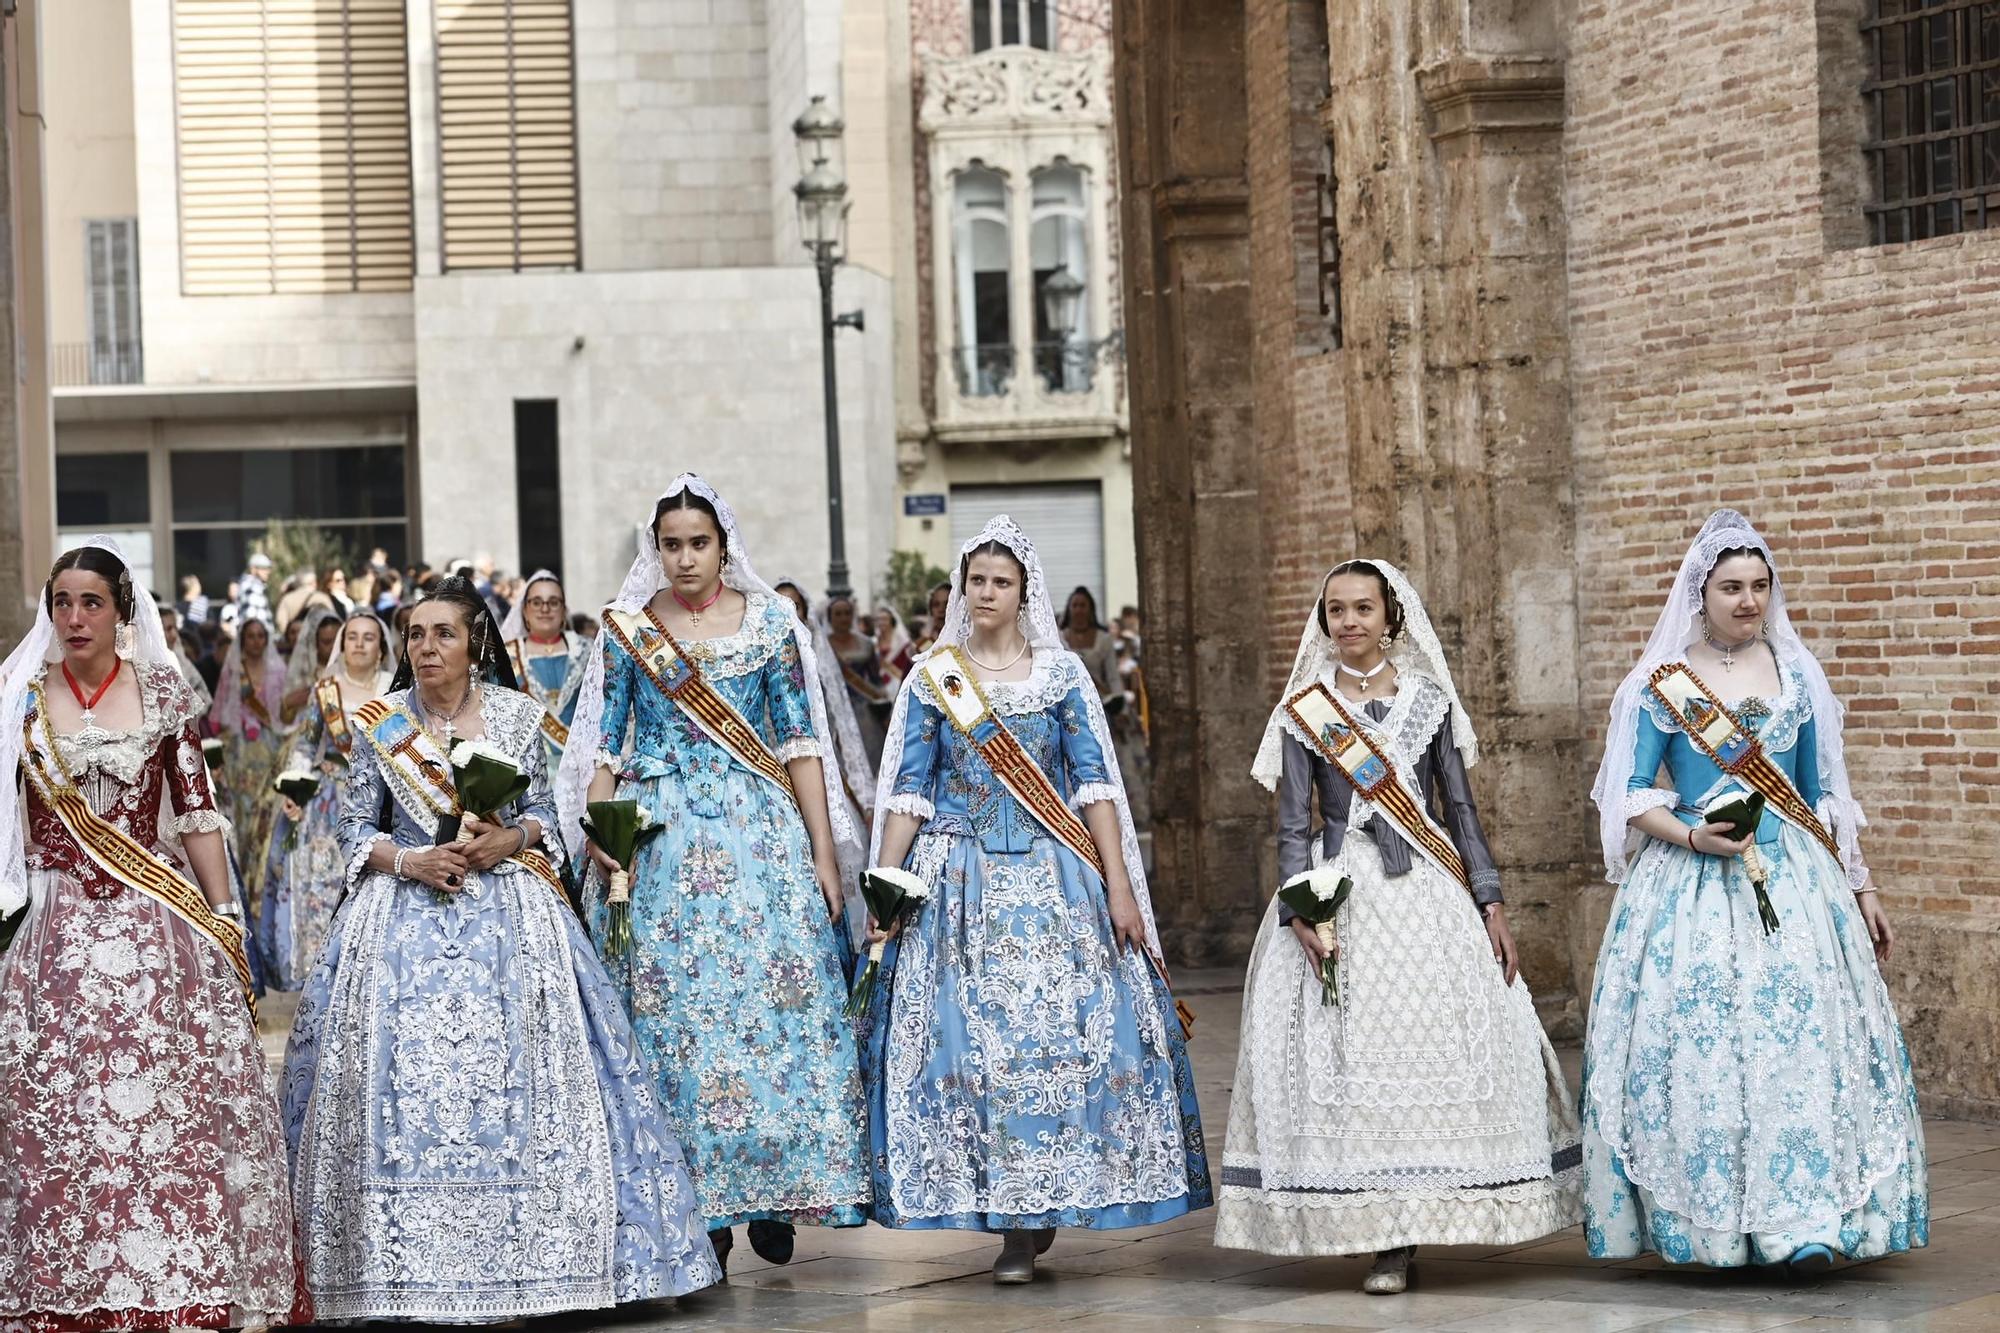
280 577 719 1321
1581 509 1927 1271
558 475 869 1276
861 517 1211 1285
500 569 592 774
259 609 391 990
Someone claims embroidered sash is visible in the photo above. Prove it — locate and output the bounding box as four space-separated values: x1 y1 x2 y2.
352 698 569 898
1647 662 1840 858
1284 681 1472 891
603 607 796 804
313 676 355 759
19 689 256 1013
917 647 1191 1036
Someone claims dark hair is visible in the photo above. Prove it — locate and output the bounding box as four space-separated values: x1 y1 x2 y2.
1703 546 1773 591
1058 585 1105 632
389 574 518 692
653 489 726 560
45 546 137 620
339 607 392 668
1317 560 1406 642
957 540 1026 591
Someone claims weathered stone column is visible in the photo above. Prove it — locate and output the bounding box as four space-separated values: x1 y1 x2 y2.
1113 0 1271 964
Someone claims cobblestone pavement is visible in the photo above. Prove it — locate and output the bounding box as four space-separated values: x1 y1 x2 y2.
261 973 2000 1332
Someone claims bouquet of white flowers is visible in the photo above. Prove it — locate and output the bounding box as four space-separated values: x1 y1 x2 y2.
1278 864 1353 1007
272 766 322 851
846 866 933 1017
438 738 529 844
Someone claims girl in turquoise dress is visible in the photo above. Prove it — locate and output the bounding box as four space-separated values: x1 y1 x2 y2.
862 516 1210 1285
1582 509 1927 1270
558 475 869 1275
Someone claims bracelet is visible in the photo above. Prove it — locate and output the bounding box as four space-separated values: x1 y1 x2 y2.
209 899 243 920
393 847 409 878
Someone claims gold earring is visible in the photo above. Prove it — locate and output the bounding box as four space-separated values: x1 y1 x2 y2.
1378 631 1392 651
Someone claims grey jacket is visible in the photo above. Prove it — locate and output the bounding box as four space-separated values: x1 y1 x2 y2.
1275 697 1502 920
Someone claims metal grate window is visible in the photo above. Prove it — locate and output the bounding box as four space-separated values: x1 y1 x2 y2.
85 219 144 384
1317 140 1343 348
434 0 581 273
171 0 415 295
1862 0 2000 243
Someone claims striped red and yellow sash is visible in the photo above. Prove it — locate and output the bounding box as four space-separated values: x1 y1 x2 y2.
314 676 355 759
351 697 569 899
603 607 796 804
917 648 1190 1036
20 691 256 1014
1284 681 1471 891
1648 662 1839 859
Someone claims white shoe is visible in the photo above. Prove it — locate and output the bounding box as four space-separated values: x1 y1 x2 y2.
1362 1245 1413 1294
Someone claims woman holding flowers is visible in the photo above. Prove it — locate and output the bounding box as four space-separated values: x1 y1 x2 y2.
280 576 718 1321
1215 560 1580 1293
1581 510 1926 1270
0 539 302 1330
861 516 1210 1285
558 476 869 1275
259 609 392 991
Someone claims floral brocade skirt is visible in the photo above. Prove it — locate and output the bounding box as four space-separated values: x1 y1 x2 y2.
0 868 302 1330
585 767 871 1230
1580 826 1928 1266
858 827 1211 1231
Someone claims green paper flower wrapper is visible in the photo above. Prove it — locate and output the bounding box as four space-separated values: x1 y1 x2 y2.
438 739 530 844
846 867 933 1018
1277 865 1353 1006
582 798 663 957
1704 790 1777 934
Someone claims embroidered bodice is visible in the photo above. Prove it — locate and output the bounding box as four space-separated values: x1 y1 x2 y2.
1628 660 1821 848
1273 670 1501 915
288 679 378 769
514 635 588 726
21 661 225 883
889 650 1113 856
336 684 559 866
596 593 821 815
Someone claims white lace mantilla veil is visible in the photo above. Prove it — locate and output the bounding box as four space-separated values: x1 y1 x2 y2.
284 605 340 696
555 474 855 857
867 515 1164 957
1250 558 1481 794
0 535 173 914
1589 508 1869 890
802 592 879 803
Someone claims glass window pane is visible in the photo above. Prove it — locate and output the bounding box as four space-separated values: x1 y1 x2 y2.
1029 0 1050 49
57 452 149 527
170 446 407 525
971 0 992 52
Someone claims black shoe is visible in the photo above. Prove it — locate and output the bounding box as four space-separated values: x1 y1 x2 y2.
747 1218 796 1265
707 1226 733 1278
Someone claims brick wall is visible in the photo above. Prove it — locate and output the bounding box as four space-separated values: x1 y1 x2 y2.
1566 0 2000 1111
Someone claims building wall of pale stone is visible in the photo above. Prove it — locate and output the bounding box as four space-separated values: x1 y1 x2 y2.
1565 0 2000 1117
411 266 898 613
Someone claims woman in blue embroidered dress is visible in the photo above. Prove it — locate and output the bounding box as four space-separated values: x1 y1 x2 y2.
557 476 870 1276
280 577 719 1321
862 516 1212 1285
1582 509 1927 1271
258 609 391 990
499 569 591 774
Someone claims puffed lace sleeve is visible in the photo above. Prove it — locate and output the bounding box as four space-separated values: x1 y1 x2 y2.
597 627 638 772
762 618 822 764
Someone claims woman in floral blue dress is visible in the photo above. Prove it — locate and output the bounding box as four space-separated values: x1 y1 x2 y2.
862 517 1210 1285
1582 509 1927 1271
558 475 869 1275
280 578 719 1320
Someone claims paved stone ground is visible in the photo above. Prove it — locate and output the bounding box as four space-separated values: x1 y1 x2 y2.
261 973 2000 1332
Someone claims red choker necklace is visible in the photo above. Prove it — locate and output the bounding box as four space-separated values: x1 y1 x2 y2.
672 584 724 629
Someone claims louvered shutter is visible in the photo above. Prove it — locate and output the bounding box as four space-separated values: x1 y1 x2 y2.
434 0 580 272
948 482 1106 614
171 0 415 296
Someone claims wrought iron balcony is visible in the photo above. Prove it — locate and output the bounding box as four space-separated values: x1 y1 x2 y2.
53 341 144 387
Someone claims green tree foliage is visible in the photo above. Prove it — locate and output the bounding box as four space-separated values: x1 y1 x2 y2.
881 549 950 625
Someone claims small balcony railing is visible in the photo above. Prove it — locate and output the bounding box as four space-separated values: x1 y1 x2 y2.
1033 340 1096 395
953 343 1016 397
53 341 144 387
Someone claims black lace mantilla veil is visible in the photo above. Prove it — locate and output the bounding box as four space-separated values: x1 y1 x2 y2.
387 576 519 693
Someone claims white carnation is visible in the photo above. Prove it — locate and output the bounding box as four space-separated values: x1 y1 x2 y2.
448 738 516 768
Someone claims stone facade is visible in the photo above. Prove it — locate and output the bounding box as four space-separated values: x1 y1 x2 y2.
1118 0 2000 1117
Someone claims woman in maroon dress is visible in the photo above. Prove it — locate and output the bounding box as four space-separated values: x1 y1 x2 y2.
0 540 301 1331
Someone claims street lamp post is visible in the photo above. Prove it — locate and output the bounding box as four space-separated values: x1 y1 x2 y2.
792 96 863 602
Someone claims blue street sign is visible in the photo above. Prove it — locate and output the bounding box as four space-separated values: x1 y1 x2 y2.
903 493 948 516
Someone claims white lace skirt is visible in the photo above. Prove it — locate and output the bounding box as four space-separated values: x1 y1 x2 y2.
1214 837 1582 1256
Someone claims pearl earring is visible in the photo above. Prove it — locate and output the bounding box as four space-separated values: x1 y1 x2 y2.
1378 631 1393 651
